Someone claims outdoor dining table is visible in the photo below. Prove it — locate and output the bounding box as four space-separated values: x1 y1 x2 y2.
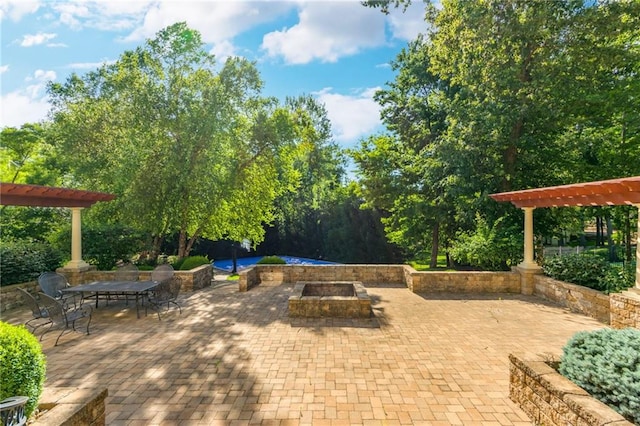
61 280 159 318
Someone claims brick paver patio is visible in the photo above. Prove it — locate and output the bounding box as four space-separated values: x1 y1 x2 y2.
4 281 605 425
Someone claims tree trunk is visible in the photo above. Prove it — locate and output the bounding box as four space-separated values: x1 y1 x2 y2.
430 221 440 269
606 215 614 262
178 230 187 258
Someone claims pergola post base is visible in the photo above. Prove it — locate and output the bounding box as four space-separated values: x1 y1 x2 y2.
57 264 96 285
516 264 542 295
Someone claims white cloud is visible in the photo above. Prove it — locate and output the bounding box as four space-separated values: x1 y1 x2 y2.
0 65 8 74
122 2 291 44
20 32 57 47
261 2 386 64
210 40 237 64
0 0 40 21
50 1 153 31
1 69 55 128
313 87 381 143
386 1 428 41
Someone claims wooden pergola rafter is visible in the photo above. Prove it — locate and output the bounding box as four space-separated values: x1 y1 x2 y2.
1 182 116 271
490 176 640 289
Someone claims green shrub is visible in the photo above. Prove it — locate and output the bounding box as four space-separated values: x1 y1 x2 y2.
542 253 634 293
0 240 63 286
449 216 522 271
178 256 210 270
257 255 286 265
602 261 636 294
559 328 640 424
0 321 47 418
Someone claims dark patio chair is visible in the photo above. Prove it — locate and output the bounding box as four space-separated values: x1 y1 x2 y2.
16 287 51 333
114 263 139 281
37 272 77 309
146 265 181 320
151 264 174 284
146 278 182 320
111 263 140 304
38 292 92 346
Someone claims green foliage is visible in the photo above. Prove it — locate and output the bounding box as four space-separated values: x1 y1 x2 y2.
178 256 210 270
49 224 145 271
48 22 303 258
0 240 63 286
257 256 286 265
542 253 633 293
602 261 637 294
0 321 46 418
449 216 522 271
559 328 640 424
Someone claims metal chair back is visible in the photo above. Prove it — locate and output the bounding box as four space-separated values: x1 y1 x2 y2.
151 264 174 284
16 288 50 332
38 293 92 346
114 263 139 282
37 272 69 298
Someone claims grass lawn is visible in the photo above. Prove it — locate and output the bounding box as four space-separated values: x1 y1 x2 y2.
408 254 453 271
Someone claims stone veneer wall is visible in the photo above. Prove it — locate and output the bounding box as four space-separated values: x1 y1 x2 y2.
533 275 611 324
33 387 108 426
239 264 406 292
239 264 521 294
509 354 632 426
610 289 640 329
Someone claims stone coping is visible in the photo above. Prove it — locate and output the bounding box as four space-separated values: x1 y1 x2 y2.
32 387 108 425
509 353 632 426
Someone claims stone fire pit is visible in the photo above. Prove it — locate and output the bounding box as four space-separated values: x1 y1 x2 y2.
288 281 372 318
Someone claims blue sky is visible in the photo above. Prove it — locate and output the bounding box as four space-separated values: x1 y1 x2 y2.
0 0 428 148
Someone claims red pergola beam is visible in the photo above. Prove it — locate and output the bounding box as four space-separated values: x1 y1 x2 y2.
490 176 640 208
0 183 115 208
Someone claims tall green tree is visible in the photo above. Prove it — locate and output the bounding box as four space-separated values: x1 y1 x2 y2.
48 23 294 258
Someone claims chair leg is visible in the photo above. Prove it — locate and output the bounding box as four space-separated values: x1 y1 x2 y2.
54 328 68 346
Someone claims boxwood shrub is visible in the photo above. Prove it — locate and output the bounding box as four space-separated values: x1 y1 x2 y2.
0 321 47 418
559 328 640 424
257 255 286 265
178 256 210 271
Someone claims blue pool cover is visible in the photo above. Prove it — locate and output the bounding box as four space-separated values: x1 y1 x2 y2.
212 256 338 272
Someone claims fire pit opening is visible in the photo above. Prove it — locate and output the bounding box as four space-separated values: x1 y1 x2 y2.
289 281 372 318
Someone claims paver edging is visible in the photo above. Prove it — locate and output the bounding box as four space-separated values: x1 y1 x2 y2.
508 353 633 426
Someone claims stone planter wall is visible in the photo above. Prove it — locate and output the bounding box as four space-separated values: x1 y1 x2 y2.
610 289 640 329
509 354 632 426
32 387 108 426
0 280 39 312
533 275 612 324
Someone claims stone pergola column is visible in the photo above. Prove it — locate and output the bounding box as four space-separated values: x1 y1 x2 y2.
63 207 91 270
516 206 542 295
518 207 539 269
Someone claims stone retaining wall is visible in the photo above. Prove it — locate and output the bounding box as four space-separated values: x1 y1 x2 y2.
610 289 640 329
533 275 611 324
509 354 632 426
239 264 521 294
239 264 407 291
409 271 520 293
33 387 108 425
